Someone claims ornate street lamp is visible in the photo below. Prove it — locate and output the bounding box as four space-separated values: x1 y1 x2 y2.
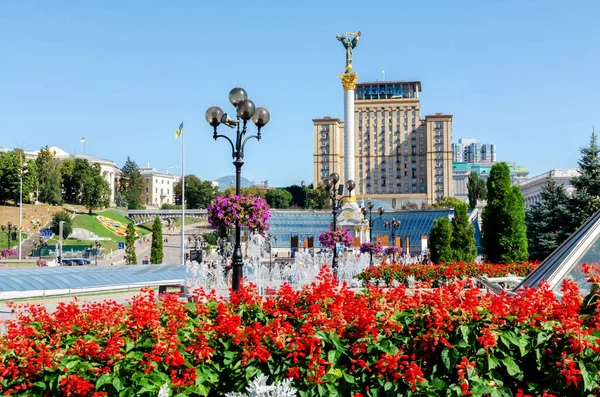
91 241 102 266
361 203 384 267
323 172 355 272
206 88 270 292
1 222 18 250
382 216 401 263
267 233 278 270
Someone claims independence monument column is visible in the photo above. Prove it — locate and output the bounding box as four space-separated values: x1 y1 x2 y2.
337 31 361 197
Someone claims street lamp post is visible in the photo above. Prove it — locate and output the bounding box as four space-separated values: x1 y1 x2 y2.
323 172 355 273
206 88 270 292
360 203 384 267
383 217 401 263
1 223 18 250
267 233 278 270
91 241 102 266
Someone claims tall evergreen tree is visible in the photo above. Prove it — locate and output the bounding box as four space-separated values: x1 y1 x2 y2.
482 162 529 263
150 217 163 264
570 131 600 227
467 171 486 210
124 223 137 265
119 157 144 209
450 202 478 262
429 216 453 264
526 176 571 261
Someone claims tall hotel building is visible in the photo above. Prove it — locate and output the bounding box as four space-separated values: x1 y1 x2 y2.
313 81 452 206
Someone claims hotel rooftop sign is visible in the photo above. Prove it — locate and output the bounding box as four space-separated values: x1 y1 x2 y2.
355 81 421 101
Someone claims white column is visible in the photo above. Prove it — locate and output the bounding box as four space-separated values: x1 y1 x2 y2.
344 88 355 195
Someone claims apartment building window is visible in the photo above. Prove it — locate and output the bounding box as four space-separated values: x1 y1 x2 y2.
420 186 425 192
146 178 149 183
146 187 148 193
155 188 158 193
435 121 444 128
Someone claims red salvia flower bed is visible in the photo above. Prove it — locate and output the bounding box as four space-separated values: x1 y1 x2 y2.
356 262 539 286
1 266 599 396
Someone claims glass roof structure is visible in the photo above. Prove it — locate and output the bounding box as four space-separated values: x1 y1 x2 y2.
0 264 188 292
517 210 600 296
268 209 481 249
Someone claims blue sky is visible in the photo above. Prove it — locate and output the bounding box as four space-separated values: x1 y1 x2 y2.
1 1 599 186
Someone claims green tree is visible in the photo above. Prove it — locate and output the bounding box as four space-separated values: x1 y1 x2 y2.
526 177 571 262
284 185 308 208
81 166 111 214
175 175 220 209
51 211 73 239
305 184 330 210
222 185 267 199
265 189 293 209
0 150 38 205
428 196 465 209
429 216 454 264
482 162 528 263
202 232 218 246
35 147 63 205
150 217 163 264
569 131 600 227
467 171 486 210
450 202 478 262
61 158 93 204
125 222 137 265
119 157 144 210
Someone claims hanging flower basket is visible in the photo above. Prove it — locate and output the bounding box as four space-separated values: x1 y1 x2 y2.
359 241 383 255
207 195 271 237
384 246 403 257
318 229 354 249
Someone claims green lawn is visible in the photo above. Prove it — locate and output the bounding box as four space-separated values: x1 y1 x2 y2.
0 232 27 249
0 262 37 268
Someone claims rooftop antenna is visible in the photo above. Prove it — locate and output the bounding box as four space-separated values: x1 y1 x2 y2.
381 69 385 81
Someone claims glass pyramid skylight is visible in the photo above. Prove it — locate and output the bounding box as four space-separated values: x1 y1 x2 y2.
517 210 600 296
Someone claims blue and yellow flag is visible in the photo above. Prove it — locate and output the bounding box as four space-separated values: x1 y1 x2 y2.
175 122 184 140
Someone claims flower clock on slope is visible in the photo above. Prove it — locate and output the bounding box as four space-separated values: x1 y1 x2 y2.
207 195 271 237
318 229 353 249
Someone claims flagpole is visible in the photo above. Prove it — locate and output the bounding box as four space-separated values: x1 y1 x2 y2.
181 123 185 265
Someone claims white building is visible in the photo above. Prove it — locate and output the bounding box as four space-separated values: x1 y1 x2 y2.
140 166 182 207
518 169 579 208
22 147 119 206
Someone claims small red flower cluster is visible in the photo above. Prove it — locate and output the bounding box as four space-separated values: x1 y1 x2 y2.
0 266 599 396
357 261 538 286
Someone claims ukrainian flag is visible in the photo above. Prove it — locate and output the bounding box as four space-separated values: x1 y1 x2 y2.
175 122 184 140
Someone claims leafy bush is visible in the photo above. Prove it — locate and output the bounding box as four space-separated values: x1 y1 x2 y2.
2 267 599 396
161 203 182 210
202 232 218 246
51 210 73 239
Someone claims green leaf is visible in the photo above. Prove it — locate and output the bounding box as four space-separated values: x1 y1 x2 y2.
343 372 355 384
384 381 394 391
501 357 522 380
488 354 499 370
441 348 452 370
458 325 470 343
581 362 598 392
328 349 340 364
112 377 123 392
96 373 112 389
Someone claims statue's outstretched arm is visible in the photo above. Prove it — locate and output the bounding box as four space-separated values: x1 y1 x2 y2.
336 35 342 41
